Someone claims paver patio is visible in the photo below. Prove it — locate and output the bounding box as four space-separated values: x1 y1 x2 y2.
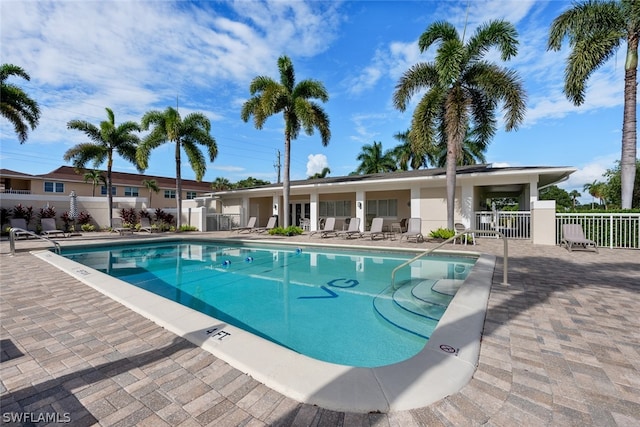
1 233 638 426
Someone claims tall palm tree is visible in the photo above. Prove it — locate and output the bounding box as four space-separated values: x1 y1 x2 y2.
394 20 526 229
0 64 41 143
211 177 234 191
137 106 217 229
309 167 331 179
355 141 397 174
142 179 160 206
83 169 105 197
548 0 639 209
392 130 428 170
429 127 489 168
583 180 608 209
241 55 330 228
65 107 141 227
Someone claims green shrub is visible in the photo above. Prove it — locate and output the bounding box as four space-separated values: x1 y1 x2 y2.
429 227 455 239
178 225 198 232
81 224 96 232
268 226 303 236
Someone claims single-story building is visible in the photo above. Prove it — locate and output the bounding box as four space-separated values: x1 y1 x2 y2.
200 164 575 242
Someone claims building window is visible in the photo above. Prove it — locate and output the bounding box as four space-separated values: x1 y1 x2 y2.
44 182 64 193
101 186 116 196
186 191 197 200
319 200 352 217
124 187 139 197
164 190 176 199
366 199 398 217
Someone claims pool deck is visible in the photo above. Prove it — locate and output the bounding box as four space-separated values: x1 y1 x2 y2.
1 232 639 426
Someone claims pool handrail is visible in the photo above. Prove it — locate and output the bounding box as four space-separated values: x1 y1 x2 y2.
9 227 61 256
390 228 508 289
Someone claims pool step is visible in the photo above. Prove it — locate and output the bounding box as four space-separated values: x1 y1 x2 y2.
373 278 464 339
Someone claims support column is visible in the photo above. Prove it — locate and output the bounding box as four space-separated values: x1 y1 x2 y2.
310 192 319 232
531 200 556 245
356 190 365 232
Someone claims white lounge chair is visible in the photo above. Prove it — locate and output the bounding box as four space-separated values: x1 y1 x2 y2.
41 218 66 238
111 218 134 235
561 224 598 253
337 217 361 239
363 217 385 240
139 217 153 233
309 217 337 238
235 216 257 233
254 216 277 233
9 218 32 239
400 218 423 242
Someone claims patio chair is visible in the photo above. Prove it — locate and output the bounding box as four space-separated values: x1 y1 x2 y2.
337 217 362 239
453 223 475 245
9 218 32 239
41 218 66 238
253 216 277 233
234 216 257 233
309 217 337 238
111 218 134 236
139 217 153 233
400 218 423 242
363 217 385 240
561 224 598 253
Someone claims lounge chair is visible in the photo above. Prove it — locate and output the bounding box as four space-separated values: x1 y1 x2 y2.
400 217 423 242
309 217 337 238
561 224 598 253
111 218 134 235
41 218 66 238
253 216 277 233
363 217 385 240
234 216 257 233
139 217 153 233
9 218 32 239
337 217 362 239
453 222 475 245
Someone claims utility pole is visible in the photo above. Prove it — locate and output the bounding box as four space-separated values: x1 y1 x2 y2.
274 149 281 183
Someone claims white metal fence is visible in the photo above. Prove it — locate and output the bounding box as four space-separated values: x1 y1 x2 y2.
556 213 640 249
474 211 531 239
206 213 241 231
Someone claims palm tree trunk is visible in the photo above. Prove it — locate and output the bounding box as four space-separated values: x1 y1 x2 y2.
107 155 113 228
446 141 457 230
621 37 638 209
175 141 182 229
283 133 291 228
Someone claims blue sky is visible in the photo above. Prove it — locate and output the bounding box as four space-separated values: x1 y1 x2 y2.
0 0 629 204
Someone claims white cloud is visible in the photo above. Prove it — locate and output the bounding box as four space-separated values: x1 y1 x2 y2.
559 153 618 203
213 165 246 172
306 154 329 177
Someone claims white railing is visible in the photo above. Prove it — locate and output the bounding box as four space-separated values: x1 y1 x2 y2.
556 213 640 249
1 189 31 194
474 211 530 239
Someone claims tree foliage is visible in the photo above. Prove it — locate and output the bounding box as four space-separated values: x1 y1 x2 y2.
0 64 40 143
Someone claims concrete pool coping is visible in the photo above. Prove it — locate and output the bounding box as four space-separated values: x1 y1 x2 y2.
32 237 495 413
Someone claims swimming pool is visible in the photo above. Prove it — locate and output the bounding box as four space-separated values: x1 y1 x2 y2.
60 240 476 368
35 237 495 412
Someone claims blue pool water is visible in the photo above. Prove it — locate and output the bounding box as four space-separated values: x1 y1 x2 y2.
62 240 476 367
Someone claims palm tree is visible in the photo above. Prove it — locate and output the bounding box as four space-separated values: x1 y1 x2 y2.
548 0 639 209
241 55 330 228
0 64 41 143
308 167 331 179
142 179 160 206
211 177 234 191
137 106 217 229
83 169 105 197
65 107 141 227
394 20 526 229
392 130 427 170
569 190 581 210
583 180 608 209
429 127 489 168
355 141 397 174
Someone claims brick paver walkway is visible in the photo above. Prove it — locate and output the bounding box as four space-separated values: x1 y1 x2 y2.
1 234 638 426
